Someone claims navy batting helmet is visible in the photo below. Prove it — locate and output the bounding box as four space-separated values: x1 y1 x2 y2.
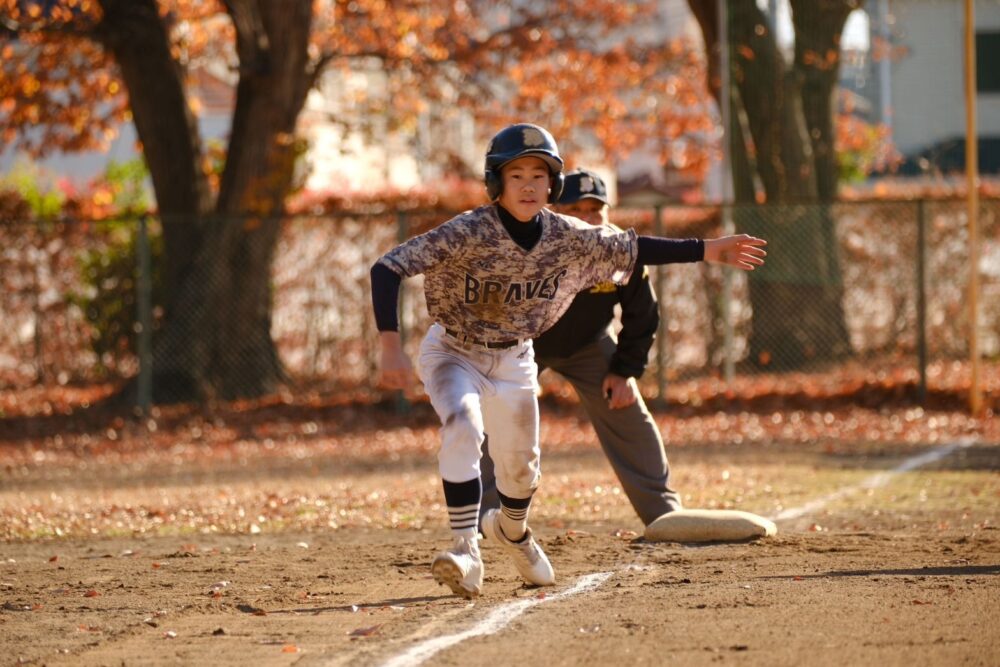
484 123 564 203
558 169 609 206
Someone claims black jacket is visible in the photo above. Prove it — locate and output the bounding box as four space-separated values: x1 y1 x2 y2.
532 264 659 379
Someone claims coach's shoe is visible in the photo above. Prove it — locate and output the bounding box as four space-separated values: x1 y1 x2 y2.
481 509 555 587
431 535 484 599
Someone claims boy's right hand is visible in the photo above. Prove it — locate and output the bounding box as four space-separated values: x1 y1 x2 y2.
378 332 417 390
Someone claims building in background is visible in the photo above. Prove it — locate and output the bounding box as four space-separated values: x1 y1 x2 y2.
0 66 235 191
298 59 479 194
888 0 1000 175
616 0 709 208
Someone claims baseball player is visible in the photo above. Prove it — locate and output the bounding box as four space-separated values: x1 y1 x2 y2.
371 123 766 599
478 168 681 528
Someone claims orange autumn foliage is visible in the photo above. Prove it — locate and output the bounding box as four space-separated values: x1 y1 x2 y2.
0 0 716 189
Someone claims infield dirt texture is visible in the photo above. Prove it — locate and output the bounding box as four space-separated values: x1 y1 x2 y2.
2 397 998 666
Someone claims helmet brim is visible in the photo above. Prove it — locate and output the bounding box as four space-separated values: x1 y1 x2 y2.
489 150 563 174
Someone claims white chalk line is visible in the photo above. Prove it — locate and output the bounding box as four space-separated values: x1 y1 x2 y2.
375 439 975 666
378 571 614 667
771 438 976 522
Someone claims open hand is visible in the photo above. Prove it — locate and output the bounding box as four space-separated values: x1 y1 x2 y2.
704 234 767 271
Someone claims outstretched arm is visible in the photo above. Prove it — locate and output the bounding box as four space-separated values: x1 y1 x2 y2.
636 234 767 270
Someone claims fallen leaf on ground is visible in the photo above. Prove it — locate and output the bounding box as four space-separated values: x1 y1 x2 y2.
349 624 382 637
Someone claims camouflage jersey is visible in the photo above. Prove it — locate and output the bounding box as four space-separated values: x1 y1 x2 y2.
377 203 637 343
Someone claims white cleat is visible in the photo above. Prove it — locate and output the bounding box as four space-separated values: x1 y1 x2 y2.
431 535 484 599
481 509 555 587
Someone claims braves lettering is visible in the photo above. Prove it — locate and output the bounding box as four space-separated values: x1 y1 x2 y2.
465 270 567 305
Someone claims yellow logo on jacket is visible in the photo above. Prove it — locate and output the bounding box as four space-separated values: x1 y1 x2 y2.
589 281 617 293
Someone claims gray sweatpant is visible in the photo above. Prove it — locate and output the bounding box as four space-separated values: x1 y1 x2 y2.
479 333 682 526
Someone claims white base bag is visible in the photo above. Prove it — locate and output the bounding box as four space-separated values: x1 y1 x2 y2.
644 508 777 543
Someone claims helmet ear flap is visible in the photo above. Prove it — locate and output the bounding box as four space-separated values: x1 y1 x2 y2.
548 172 564 204
485 169 503 200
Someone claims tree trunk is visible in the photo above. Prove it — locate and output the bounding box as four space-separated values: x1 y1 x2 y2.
738 203 853 368
155 0 315 401
729 0 817 202
692 0 854 370
792 0 862 203
787 0 860 365
210 0 313 398
98 0 315 401
96 0 212 294
153 215 286 401
96 0 211 402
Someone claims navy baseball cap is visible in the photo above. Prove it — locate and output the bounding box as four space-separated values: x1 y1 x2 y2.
558 169 609 205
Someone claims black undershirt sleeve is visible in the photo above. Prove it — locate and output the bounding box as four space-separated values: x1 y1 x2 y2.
371 262 402 332
636 236 704 265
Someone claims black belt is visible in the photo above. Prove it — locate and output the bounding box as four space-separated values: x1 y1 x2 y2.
444 328 521 349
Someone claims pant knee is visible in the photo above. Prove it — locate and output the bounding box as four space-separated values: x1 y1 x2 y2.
493 448 541 499
438 399 484 482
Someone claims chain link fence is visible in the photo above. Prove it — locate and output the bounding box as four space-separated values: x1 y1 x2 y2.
1 199 997 407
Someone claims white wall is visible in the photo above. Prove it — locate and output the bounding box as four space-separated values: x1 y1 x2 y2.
0 113 232 194
890 0 1000 155
1 125 141 187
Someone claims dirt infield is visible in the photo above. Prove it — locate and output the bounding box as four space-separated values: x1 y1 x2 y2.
2 415 998 667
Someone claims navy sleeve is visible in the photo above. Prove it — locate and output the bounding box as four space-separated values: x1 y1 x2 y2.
636 236 704 264
611 265 659 379
370 262 402 332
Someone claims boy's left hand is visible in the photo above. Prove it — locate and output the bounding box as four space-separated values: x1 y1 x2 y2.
704 234 767 270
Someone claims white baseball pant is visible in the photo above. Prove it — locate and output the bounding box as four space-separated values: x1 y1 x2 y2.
417 323 541 499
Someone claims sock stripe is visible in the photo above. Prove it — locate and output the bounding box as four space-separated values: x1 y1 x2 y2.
497 491 532 510
443 479 482 532
497 493 532 542
446 501 481 532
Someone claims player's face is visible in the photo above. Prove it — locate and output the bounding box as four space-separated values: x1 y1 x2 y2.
555 198 607 226
498 156 551 222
